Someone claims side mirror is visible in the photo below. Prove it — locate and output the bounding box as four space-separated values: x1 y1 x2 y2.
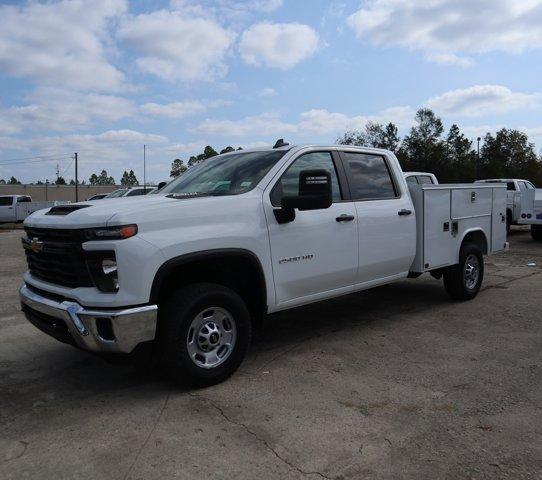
274 169 333 224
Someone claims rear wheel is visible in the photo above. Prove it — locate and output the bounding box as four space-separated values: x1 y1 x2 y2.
532 225 542 241
443 243 484 301
158 283 252 387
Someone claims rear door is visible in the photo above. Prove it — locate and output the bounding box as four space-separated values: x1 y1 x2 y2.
338 151 416 286
0 196 15 222
264 150 358 306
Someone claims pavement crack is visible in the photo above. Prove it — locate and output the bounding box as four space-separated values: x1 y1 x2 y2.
191 393 333 479
483 270 542 292
1 440 28 464
122 387 171 480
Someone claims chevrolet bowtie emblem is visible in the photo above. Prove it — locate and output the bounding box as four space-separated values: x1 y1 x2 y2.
28 237 44 253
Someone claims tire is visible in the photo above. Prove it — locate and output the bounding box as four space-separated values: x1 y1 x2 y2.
506 211 512 235
158 283 252 387
443 243 484 301
532 225 542 241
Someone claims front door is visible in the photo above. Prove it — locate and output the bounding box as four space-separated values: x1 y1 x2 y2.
337 151 416 286
264 150 358 307
0 196 15 222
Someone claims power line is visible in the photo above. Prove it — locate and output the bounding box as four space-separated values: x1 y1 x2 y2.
0 152 73 163
0 156 73 167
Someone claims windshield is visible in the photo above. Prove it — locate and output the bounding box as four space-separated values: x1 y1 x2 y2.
105 189 129 198
161 150 287 197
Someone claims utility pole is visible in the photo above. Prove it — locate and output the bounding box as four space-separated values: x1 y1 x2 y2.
45 179 48 201
143 144 147 193
476 137 481 180
74 152 79 202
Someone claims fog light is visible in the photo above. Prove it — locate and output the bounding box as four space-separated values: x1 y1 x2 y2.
86 252 119 292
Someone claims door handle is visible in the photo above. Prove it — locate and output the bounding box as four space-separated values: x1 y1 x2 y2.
398 209 412 216
336 214 355 222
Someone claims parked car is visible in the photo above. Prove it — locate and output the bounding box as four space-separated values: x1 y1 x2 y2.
475 179 536 233
404 172 439 185
19 143 507 386
104 186 157 198
86 193 108 201
0 195 68 223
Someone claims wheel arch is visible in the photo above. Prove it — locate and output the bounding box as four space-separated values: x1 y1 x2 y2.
459 228 488 258
150 248 268 321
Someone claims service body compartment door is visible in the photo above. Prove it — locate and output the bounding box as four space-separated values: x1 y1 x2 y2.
491 187 507 251
451 188 492 219
423 189 457 270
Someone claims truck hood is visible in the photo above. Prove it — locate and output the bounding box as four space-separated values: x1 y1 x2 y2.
25 195 188 229
23 192 262 229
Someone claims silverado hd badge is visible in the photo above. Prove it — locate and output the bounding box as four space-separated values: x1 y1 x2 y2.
279 254 314 265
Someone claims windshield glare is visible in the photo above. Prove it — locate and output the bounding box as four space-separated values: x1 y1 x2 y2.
161 150 287 197
105 189 128 198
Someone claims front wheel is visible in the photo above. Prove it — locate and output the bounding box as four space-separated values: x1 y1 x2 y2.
531 225 542 241
443 243 484 301
158 283 252 387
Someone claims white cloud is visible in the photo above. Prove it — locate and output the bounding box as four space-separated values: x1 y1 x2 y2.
193 106 415 137
259 87 278 97
141 101 208 119
0 0 126 91
425 53 473 68
240 22 319 69
118 10 235 82
0 89 136 134
347 0 542 59
426 85 542 117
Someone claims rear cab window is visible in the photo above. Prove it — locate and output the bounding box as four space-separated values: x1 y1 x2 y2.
417 175 434 185
340 152 398 201
405 176 418 185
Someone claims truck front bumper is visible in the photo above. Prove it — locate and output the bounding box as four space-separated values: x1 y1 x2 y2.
19 283 158 354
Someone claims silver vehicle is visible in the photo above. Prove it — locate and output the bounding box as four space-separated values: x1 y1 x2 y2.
104 186 157 198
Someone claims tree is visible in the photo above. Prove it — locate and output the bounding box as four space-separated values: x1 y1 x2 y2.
55 176 67 185
397 108 445 174
0 179 5 185
479 129 540 182
336 122 401 151
8 176 21 185
69 179 76 185
170 158 188 178
121 169 139 185
442 124 476 182
89 173 99 185
220 146 235 154
187 145 220 168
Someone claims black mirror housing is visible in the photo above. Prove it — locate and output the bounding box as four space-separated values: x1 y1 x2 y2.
274 169 333 224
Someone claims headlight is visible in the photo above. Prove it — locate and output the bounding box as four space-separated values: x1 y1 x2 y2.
84 225 137 241
86 252 119 292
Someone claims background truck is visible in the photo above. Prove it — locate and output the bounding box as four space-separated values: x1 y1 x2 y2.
475 178 537 233
19 144 507 386
0 195 68 223
404 171 439 185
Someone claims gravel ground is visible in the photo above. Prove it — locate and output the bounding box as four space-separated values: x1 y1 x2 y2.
1 227 541 480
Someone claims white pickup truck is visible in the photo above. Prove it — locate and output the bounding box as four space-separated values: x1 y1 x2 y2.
475 178 538 234
19 144 508 386
0 195 68 224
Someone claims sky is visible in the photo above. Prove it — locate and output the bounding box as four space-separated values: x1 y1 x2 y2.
1 0 542 184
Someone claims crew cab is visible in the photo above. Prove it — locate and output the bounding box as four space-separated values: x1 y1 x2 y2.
19 144 508 386
475 178 537 233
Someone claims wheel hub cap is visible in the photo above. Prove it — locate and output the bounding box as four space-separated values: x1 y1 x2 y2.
187 307 237 369
464 254 480 290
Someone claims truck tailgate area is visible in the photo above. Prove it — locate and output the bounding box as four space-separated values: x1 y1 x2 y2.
409 184 507 273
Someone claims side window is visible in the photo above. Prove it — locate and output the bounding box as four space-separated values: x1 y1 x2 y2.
17 196 31 203
0 196 13 206
341 152 398 201
270 151 342 207
405 176 418 185
506 182 516 191
417 175 434 185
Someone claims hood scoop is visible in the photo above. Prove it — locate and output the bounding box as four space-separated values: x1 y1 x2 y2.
45 204 91 216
